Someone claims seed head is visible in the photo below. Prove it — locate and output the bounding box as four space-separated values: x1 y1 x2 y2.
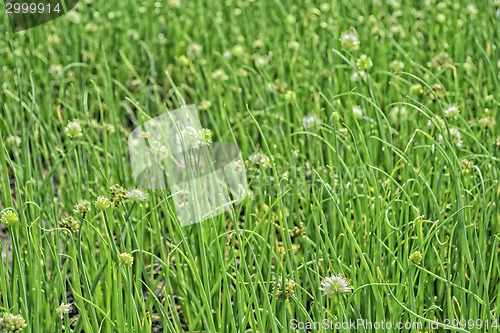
64 120 82 139
275 279 296 300
428 84 446 101
320 274 353 297
110 184 127 207
409 251 423 265
0 313 27 332
432 52 453 71
94 196 111 211
289 223 306 238
460 159 473 174
103 123 115 134
1 210 19 227
59 216 80 233
73 200 91 214
118 252 134 267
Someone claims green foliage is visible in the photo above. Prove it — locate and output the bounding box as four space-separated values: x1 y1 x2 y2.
0 0 499 332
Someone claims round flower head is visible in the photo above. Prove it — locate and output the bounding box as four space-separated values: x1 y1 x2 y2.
388 0 401 9
103 123 115 134
460 159 473 174
479 114 496 129
178 55 189 66
0 313 27 332
254 55 269 68
427 115 446 130
320 2 330 12
389 60 405 72
176 126 211 149
409 251 423 265
288 41 300 51
232 44 245 57
409 83 423 95
431 52 453 71
94 196 111 211
199 100 212 110
320 274 353 297
211 69 228 81
356 54 373 70
1 210 19 227
302 115 322 131
202 128 213 145
64 120 82 139
330 112 340 123
284 90 296 101
466 4 478 18
339 28 360 52
118 252 134 267
390 26 405 39
352 105 363 119
66 10 81 24
73 200 91 214
187 43 202 59
6 136 21 148
126 189 149 202
149 140 169 160
59 216 80 233
248 150 271 168
438 128 463 148
350 70 367 82
390 106 408 123
444 104 460 119
56 302 73 319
